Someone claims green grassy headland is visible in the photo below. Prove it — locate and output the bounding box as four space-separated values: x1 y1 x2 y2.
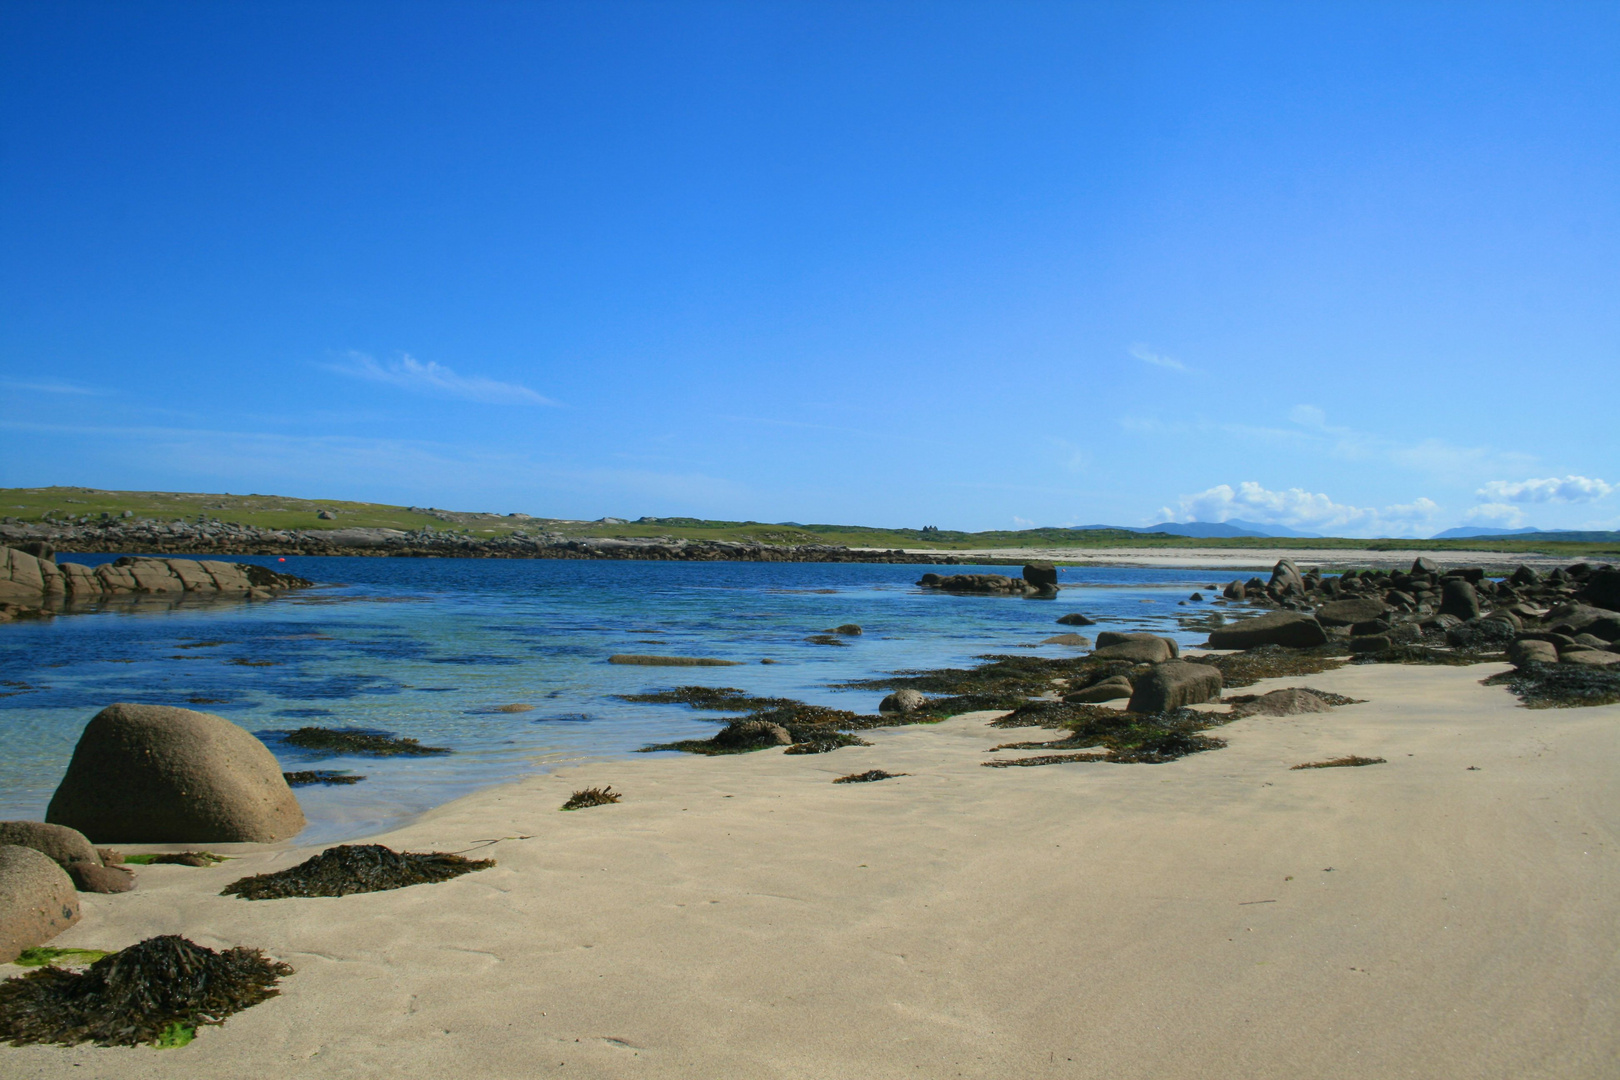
4 486 1618 557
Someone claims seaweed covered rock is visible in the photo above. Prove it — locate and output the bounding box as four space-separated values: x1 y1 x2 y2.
710 719 793 749
46 705 305 844
0 823 100 870
1126 661 1222 713
0 846 81 965
1229 688 1333 717
1207 611 1327 650
0 934 291 1046
221 844 494 900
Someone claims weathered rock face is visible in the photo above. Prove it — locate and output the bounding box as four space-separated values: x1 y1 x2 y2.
1207 611 1328 650
1270 559 1306 596
47 704 306 844
0 821 101 869
919 573 1038 595
1440 580 1481 621
0 844 81 964
1126 661 1222 713
0 545 309 607
1092 633 1177 664
1314 597 1391 627
1022 562 1059 590
879 689 928 714
1508 639 1559 666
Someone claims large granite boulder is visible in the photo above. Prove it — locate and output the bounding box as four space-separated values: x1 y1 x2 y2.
0 845 81 964
1207 611 1328 650
1092 632 1177 663
46 704 305 844
0 821 100 869
1314 597 1390 627
1126 661 1222 713
1440 579 1480 621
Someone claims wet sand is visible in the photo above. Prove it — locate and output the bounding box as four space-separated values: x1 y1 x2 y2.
7 661 1618 1078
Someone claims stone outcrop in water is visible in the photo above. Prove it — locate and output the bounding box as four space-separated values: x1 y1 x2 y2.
0 545 309 620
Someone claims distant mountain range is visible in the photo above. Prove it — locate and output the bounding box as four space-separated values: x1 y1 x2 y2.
1429 526 1543 539
1071 519 1323 539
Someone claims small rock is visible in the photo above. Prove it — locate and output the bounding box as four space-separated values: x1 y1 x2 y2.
711 720 793 748
1350 634 1392 653
1040 634 1092 647
1064 676 1133 703
879 689 928 714
1056 613 1096 626
66 860 135 893
826 624 863 636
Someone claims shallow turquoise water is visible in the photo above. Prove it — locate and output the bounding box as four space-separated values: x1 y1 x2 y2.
0 557 1224 842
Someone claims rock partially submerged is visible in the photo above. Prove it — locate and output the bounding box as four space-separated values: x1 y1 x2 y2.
0 545 309 609
608 654 741 667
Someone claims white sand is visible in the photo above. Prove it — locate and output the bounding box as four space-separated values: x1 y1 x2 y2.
869 545 1572 572
7 662 1618 1078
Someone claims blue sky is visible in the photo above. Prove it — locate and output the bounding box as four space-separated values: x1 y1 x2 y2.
2 1 1616 537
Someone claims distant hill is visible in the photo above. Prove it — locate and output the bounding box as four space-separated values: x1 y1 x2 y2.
1431 526 1543 539
1072 519 1322 539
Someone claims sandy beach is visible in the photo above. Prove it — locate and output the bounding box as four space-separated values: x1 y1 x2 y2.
6 659 1616 1079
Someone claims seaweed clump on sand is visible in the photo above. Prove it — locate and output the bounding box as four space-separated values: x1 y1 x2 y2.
279 727 451 756
1201 645 1348 689
616 686 797 712
220 844 493 900
282 770 365 787
1355 643 1504 666
838 653 1112 698
833 770 906 783
1483 661 1620 709
984 701 1229 766
0 935 292 1047
1291 756 1386 769
784 733 872 754
561 786 621 810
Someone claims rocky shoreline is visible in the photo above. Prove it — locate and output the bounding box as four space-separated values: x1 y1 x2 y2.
0 520 955 564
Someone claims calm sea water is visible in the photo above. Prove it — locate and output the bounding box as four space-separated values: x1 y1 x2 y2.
0 556 1225 843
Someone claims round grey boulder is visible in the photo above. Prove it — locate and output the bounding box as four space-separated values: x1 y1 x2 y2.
47 704 306 844
0 821 101 869
879 689 929 714
0 844 81 965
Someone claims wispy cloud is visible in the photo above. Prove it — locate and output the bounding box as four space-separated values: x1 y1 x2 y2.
1477 475 1614 504
1159 481 1440 537
0 378 104 396
330 352 558 406
1130 344 1190 373
1463 502 1527 529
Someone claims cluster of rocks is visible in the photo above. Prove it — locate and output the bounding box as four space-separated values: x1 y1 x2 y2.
1209 557 1620 665
0 521 954 564
0 544 309 620
0 704 307 962
917 562 1059 595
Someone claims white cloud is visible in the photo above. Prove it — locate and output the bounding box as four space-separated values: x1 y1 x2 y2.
0 379 103 396
1159 481 1440 537
1129 344 1190 373
1463 502 1528 528
1012 515 1037 528
330 352 557 406
1477 475 1614 504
